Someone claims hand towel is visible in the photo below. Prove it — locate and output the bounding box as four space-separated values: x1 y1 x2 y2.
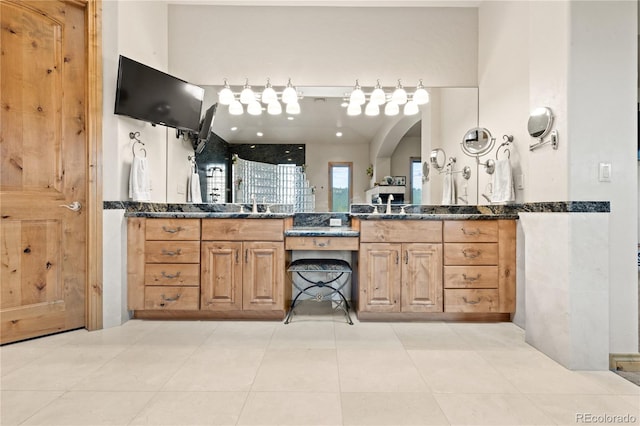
188 167 202 203
129 156 151 201
491 158 515 203
441 171 456 205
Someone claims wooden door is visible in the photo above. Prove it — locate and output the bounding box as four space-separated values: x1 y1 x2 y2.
201 241 243 311
401 243 443 313
358 243 401 313
242 241 284 311
1 1 90 343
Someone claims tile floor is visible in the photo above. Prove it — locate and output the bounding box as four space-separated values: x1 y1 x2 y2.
1 303 638 426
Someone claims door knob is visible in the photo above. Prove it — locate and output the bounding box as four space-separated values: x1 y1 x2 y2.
59 201 82 212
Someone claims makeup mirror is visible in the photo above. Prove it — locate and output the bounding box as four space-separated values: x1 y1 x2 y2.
528 107 553 139
429 148 447 171
461 127 495 157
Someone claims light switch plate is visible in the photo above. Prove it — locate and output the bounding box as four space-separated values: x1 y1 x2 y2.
177 183 185 194
516 174 525 190
599 162 611 182
329 218 341 227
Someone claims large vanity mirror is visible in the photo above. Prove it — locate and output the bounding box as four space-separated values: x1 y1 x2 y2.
180 85 479 211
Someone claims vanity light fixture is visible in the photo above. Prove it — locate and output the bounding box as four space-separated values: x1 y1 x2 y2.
282 78 298 105
287 116 295 121
230 126 238 131
336 131 343 137
218 79 235 105
349 80 366 106
391 80 408 105
239 79 256 104
267 101 282 115
261 78 277 104
347 79 429 117
256 132 264 137
218 78 300 115
286 101 301 115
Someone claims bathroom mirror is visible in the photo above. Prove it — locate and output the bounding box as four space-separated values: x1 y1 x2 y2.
429 148 446 171
461 127 495 157
528 107 553 139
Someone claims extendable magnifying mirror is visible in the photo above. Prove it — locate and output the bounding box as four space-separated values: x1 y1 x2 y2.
429 148 446 172
461 127 496 174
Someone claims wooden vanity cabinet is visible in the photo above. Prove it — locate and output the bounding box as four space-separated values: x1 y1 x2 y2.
127 218 201 311
200 219 287 313
443 220 516 313
358 221 443 313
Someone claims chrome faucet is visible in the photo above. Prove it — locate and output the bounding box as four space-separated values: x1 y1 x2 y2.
251 194 258 213
386 194 394 214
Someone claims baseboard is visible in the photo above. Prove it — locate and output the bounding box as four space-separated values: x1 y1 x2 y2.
609 353 640 371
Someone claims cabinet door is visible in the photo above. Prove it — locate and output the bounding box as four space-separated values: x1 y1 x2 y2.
401 244 443 313
201 242 243 311
358 243 401 312
243 241 285 311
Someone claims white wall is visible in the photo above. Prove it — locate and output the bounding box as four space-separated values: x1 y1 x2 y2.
102 0 170 327
566 1 637 354
478 0 638 356
167 5 478 88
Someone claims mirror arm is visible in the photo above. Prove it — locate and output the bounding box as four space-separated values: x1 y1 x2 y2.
529 130 559 152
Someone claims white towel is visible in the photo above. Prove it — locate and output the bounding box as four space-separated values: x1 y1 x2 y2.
491 158 515 203
441 171 456 205
129 156 151 201
188 166 202 203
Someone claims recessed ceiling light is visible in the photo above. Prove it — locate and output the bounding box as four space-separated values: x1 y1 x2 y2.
231 126 238 131
257 132 263 137
336 132 343 137
287 116 294 121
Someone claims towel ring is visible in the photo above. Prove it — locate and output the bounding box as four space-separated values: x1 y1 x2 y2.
495 135 514 160
129 132 147 158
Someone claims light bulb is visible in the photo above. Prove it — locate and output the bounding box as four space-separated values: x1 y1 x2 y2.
384 101 399 116
413 79 429 105
267 101 282 115
247 100 262 115
218 79 234 105
229 100 243 115
391 79 408 105
370 80 386 105
261 78 277 104
282 78 298 104
404 100 419 116
365 101 380 116
349 80 366 106
240 79 255 104
286 101 300 115
347 102 361 116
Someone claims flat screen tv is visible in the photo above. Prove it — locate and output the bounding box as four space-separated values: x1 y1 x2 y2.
114 55 204 132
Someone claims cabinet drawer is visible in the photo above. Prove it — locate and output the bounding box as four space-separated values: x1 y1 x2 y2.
444 243 498 265
145 241 200 263
443 221 498 243
444 266 498 288
145 219 200 241
144 286 199 310
360 221 442 243
145 264 200 286
202 219 284 241
285 236 359 251
444 289 499 313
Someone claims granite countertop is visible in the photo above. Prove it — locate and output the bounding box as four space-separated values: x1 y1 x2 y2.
124 211 293 219
284 227 360 237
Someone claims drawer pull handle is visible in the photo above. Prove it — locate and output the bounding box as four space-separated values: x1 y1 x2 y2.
161 271 181 279
461 228 481 236
462 249 480 259
462 273 480 282
162 226 183 234
162 248 182 257
462 296 480 305
160 294 180 306
313 239 329 247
